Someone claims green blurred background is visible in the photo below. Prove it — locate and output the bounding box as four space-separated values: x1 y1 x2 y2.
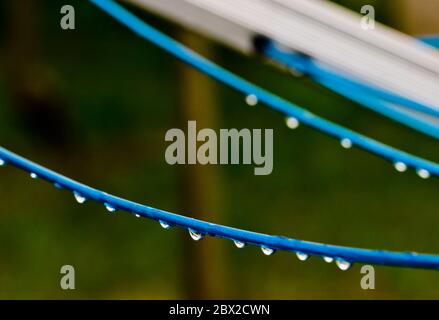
0 0 438 299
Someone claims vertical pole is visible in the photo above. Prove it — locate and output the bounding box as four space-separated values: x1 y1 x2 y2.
176 31 226 299
394 0 439 34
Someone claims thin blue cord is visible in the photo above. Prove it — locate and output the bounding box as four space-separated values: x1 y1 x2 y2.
262 41 439 140
1 146 439 270
89 0 439 178
322 79 439 140
419 35 439 48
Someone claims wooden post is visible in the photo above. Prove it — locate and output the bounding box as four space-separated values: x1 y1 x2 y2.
395 0 439 34
176 31 226 299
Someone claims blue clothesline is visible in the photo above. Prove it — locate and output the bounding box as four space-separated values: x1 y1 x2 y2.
1 146 439 270
419 35 439 48
261 40 439 140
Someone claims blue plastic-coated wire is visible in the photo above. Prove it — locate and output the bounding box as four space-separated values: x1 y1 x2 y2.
89 0 439 178
321 79 439 140
1 146 439 270
262 41 439 140
419 35 439 48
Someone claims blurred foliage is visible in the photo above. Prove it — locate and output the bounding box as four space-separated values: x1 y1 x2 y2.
0 0 438 299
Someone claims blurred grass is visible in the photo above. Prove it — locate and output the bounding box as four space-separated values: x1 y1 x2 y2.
0 0 438 299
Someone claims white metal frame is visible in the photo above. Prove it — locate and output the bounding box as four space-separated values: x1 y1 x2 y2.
126 0 439 112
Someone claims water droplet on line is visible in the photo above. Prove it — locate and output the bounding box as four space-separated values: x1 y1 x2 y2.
189 229 203 241
104 203 116 213
135 214 140 218
296 252 309 261
261 246 275 256
30 172 38 179
323 256 334 263
73 192 86 204
159 220 172 229
285 117 300 129
234 240 246 249
335 259 351 271
340 138 352 149
394 161 407 172
0 158 5 166
417 169 430 179
245 94 258 106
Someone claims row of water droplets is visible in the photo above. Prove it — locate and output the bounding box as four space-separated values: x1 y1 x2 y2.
73 187 352 270
259 246 350 270
63 177 354 269
0 154 352 270
244 94 432 180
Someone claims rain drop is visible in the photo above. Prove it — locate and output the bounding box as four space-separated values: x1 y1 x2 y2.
323 256 334 263
340 138 352 149
335 258 351 271
0 158 5 166
30 172 38 179
73 192 86 204
394 161 407 173
296 252 309 261
261 246 275 256
104 203 116 213
234 240 246 249
245 94 258 106
159 220 172 229
189 229 204 241
285 117 300 129
135 214 140 218
417 169 430 179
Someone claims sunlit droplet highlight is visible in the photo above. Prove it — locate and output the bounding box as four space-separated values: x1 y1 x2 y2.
335 258 351 271
104 203 116 213
417 169 430 179
323 256 334 263
73 192 86 204
340 138 352 149
285 117 300 129
394 161 407 172
296 252 309 261
245 94 258 106
159 220 172 229
189 229 204 241
261 246 275 256
234 240 246 249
